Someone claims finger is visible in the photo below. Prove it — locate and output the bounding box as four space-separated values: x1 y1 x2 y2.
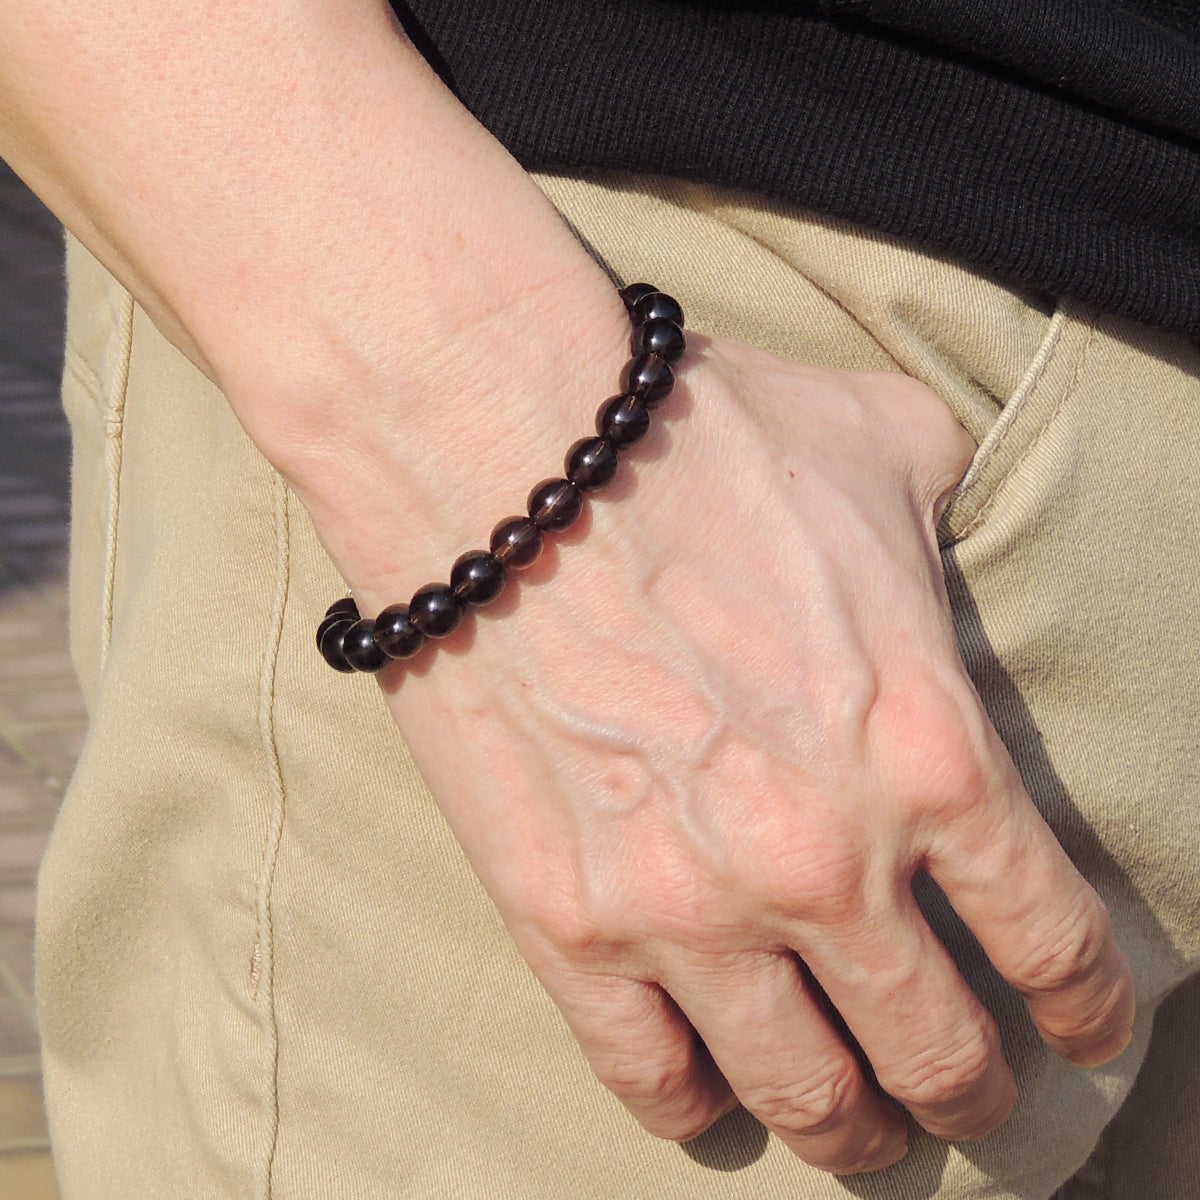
927 769 1136 1066
799 895 1018 1142
549 969 736 1141
666 950 909 1175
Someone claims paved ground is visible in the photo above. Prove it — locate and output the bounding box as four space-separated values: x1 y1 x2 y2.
0 158 74 1198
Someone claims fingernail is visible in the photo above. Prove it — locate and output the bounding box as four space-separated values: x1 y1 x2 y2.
1068 1024 1133 1068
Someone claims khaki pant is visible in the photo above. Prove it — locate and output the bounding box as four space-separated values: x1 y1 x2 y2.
39 173 1200 1198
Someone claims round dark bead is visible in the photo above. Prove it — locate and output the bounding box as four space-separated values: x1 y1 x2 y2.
490 516 544 569
618 282 657 310
631 318 686 364
620 354 675 407
631 291 685 328
375 603 426 659
324 596 360 621
342 619 388 673
318 617 357 673
565 436 619 491
596 394 650 446
408 583 465 638
317 610 355 647
450 550 507 606
528 478 584 531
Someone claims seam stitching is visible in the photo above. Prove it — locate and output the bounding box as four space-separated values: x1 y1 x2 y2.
98 289 136 667
953 305 1067 498
955 318 1096 541
254 470 290 1200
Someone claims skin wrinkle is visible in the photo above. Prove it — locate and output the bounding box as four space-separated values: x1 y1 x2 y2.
510 593 870 908
371 335 1133 1161
485 455 902 914
3 1 1146 1178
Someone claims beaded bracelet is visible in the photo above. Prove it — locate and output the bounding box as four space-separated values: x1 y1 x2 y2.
317 283 686 674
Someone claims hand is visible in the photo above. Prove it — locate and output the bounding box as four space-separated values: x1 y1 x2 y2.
0 0 1132 1170
358 336 1135 1175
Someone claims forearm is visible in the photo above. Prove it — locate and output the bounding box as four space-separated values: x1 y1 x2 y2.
0 0 626 591
2 6 1137 1171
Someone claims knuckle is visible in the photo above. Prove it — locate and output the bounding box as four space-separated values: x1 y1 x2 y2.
742 1059 859 1138
597 1046 696 1108
1017 898 1111 994
627 872 723 946
870 682 991 820
920 745 991 817
904 739 990 821
532 903 609 962
887 1027 994 1110
752 834 868 926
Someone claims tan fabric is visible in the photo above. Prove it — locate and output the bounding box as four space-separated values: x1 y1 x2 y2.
39 172 1200 1199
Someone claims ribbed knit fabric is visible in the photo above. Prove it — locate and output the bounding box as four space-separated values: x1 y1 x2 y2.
395 0 1200 341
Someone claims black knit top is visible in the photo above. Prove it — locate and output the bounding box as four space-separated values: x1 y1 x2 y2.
393 1 1200 341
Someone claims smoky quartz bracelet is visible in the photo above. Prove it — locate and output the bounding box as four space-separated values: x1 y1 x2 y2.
318 283 686 674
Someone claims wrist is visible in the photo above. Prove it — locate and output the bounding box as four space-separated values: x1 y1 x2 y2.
254 262 636 606
316 282 689 674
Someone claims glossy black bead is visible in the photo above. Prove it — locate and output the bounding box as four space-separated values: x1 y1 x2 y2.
490 516 544 569
596 394 650 446
450 550 507 606
631 318 685 364
618 282 657 310
318 617 357 673
620 354 674 408
528 478 583 531
565 437 619 491
375 603 426 659
342 619 388 673
324 596 360 621
631 291 685 328
317 610 354 647
408 582 465 638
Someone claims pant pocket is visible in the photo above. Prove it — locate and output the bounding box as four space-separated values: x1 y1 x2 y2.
60 234 134 707
937 301 1095 547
